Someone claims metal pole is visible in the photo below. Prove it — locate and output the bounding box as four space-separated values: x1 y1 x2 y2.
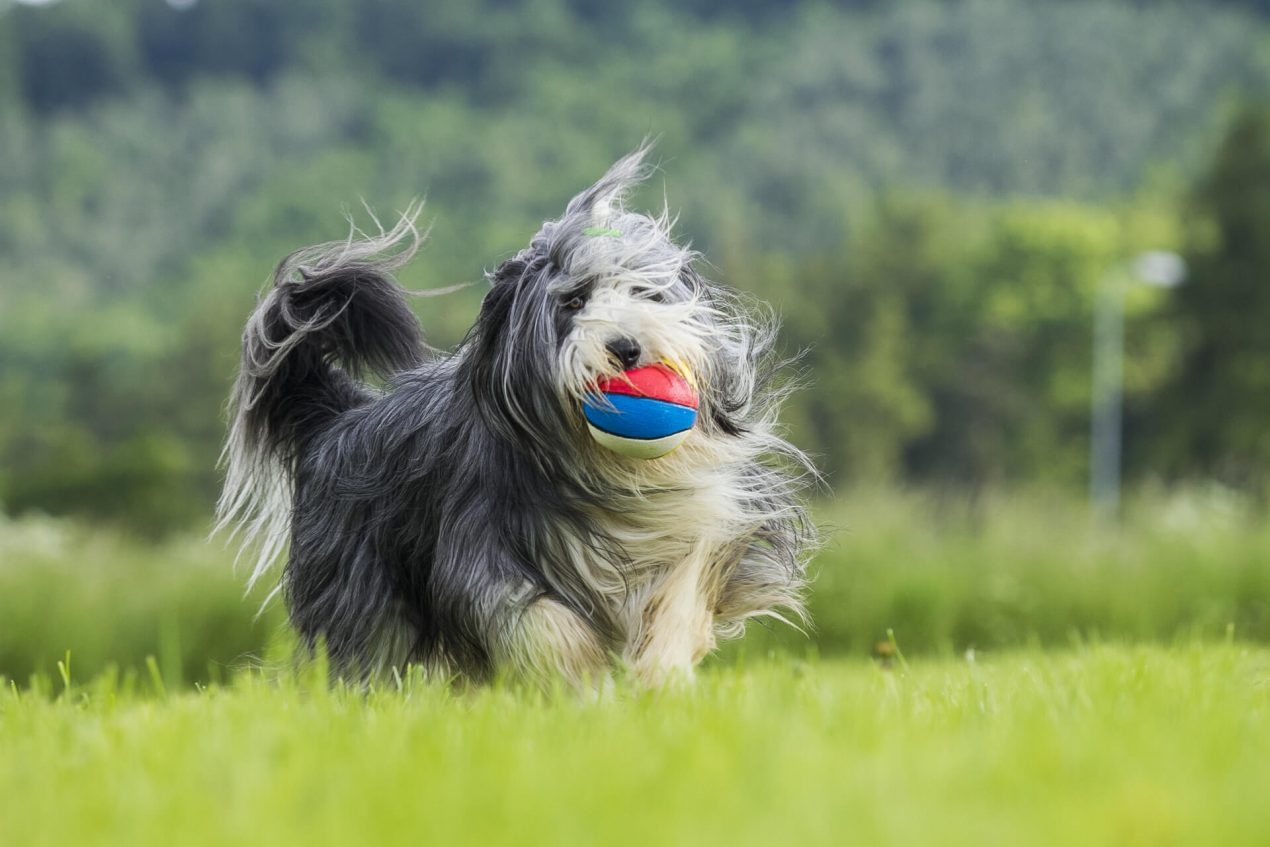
1090 271 1125 521
1089 253 1185 522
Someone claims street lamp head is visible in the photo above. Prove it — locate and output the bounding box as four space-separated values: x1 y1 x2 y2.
1132 251 1187 288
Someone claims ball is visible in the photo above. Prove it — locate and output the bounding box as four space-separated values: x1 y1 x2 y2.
583 363 699 459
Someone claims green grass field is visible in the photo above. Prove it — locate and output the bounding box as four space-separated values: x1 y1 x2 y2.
3 489 1269 843
3 644 1268 846
4 487 1270 684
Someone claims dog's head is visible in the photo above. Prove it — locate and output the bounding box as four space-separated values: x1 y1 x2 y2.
467 145 769 461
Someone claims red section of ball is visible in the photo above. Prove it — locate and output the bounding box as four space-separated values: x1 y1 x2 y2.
595 363 699 409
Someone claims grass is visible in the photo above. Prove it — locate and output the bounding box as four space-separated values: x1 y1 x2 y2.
2 643 1268 846
784 484 1270 655
0 515 282 686
4 487 1269 684
2 489 1268 842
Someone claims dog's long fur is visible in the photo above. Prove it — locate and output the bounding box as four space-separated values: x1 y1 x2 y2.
217 146 815 687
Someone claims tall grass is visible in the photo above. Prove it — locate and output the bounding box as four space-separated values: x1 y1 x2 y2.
2 487 1268 685
0 515 282 686
733 485 1270 659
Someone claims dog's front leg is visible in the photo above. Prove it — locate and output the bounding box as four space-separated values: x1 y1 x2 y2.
434 525 610 691
494 594 610 691
626 542 720 687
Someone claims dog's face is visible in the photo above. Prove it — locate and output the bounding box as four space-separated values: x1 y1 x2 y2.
550 229 710 402
468 150 751 456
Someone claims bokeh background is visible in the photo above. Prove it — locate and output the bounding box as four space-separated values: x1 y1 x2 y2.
1 0 1268 686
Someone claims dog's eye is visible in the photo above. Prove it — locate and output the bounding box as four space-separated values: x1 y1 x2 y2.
564 295 586 312
632 286 665 303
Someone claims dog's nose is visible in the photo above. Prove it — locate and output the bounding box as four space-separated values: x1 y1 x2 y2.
606 337 642 370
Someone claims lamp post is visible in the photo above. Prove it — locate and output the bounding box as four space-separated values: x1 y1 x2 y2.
1090 251 1186 520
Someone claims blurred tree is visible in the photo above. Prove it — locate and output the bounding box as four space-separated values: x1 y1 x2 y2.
0 0 1266 529
907 203 1121 488
137 0 354 87
1155 104 1270 489
0 13 19 109
797 200 950 483
9 0 142 112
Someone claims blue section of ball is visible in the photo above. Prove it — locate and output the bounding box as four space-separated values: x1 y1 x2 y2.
582 393 697 440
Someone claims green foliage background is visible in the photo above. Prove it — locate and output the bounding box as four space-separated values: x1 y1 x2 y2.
0 0 1268 532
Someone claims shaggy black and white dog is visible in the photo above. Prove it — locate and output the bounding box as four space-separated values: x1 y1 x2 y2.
217 146 815 688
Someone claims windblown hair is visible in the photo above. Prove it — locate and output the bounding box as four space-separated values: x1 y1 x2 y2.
218 145 816 687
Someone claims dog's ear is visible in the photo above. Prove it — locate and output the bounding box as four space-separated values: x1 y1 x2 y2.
488 257 527 288
477 267 517 337
562 141 656 223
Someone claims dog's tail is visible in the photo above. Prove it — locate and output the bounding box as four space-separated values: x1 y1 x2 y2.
216 205 427 587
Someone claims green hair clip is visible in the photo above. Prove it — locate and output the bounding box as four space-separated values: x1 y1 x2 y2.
583 226 623 238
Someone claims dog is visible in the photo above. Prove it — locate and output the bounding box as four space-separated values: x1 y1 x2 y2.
217 145 815 688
